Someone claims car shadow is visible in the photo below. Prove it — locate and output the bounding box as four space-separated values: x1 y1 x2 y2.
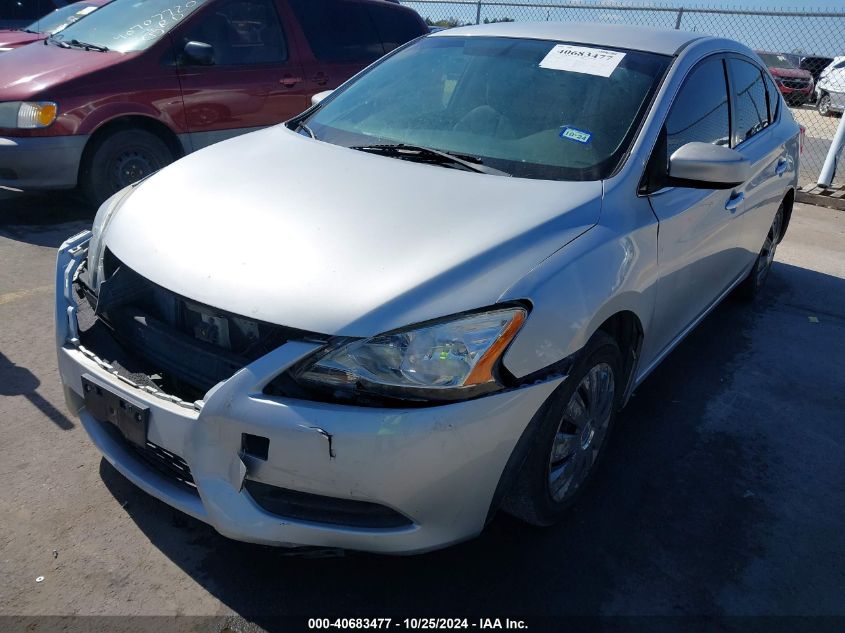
0 190 95 247
96 261 843 622
0 351 74 430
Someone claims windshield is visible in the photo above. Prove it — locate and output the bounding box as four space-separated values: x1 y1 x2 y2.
52 0 207 52
26 2 102 35
759 53 796 69
302 36 670 181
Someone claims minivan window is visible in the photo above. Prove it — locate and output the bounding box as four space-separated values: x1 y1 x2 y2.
180 0 286 65
666 56 730 156
52 0 208 53
302 36 670 181
730 58 769 144
367 2 423 53
288 0 383 63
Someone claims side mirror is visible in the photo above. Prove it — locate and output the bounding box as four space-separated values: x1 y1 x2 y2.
311 90 333 107
183 40 214 66
668 142 751 189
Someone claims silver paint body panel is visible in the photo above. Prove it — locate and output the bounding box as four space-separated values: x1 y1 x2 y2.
56 24 800 552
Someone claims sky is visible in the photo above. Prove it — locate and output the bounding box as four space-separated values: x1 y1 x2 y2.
407 0 845 56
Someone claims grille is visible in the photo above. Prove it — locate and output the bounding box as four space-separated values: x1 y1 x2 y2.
77 252 324 402
244 480 413 529
97 418 198 494
130 441 197 492
782 78 810 89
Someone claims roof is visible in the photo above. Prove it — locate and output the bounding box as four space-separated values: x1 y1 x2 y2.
431 21 704 56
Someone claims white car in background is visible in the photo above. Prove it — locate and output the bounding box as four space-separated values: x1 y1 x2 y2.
816 56 845 116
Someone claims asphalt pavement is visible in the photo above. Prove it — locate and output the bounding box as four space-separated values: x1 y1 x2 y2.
0 190 843 632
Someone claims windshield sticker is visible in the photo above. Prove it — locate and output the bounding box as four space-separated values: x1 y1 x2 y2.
560 126 592 144
76 6 98 15
540 44 625 77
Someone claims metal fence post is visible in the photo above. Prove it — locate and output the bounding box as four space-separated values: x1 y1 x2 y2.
818 115 845 187
476 1 482 25
675 7 684 29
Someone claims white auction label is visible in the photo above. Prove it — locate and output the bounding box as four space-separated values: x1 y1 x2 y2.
539 44 626 77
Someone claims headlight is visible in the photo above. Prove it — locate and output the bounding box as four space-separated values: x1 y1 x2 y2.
0 101 58 129
86 186 134 290
289 307 527 403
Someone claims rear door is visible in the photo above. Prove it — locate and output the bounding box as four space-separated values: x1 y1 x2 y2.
173 0 307 151
286 0 385 97
646 55 748 358
725 56 787 264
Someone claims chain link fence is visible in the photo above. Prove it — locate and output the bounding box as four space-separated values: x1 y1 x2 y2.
401 1 845 186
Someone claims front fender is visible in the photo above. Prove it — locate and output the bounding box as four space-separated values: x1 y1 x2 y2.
501 214 659 380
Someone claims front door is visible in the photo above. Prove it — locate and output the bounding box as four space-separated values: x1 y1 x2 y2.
645 55 748 361
174 0 307 151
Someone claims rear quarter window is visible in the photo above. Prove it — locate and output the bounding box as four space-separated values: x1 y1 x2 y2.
288 0 383 63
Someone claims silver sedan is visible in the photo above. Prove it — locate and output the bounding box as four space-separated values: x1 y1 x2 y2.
56 21 800 554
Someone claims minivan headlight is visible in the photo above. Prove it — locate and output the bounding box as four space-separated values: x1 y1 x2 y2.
0 101 58 129
291 307 527 403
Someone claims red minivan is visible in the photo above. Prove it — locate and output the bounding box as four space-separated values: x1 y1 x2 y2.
0 0 426 203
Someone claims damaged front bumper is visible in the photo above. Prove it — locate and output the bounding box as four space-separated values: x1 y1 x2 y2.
56 233 563 554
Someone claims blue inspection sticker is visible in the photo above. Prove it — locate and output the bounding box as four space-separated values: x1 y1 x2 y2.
560 126 592 144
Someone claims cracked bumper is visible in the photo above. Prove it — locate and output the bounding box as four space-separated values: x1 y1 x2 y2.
56 233 562 554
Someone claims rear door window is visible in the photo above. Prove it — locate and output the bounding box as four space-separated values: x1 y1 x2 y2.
366 2 423 53
763 72 780 122
729 58 769 145
288 0 383 63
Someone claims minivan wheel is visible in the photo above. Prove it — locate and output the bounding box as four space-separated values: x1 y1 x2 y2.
502 331 622 526
81 128 174 207
818 93 832 117
736 203 784 300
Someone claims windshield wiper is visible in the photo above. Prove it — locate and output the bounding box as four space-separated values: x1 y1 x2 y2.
294 121 315 139
68 38 109 52
350 143 510 177
45 34 70 48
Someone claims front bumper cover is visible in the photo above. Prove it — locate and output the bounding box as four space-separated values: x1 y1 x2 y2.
56 233 563 554
0 134 89 190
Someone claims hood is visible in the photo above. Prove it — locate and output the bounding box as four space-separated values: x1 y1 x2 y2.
0 42 125 98
0 31 43 49
769 66 813 80
104 127 602 336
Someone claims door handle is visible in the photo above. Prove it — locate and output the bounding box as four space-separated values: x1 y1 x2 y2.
280 75 302 88
725 191 745 212
775 157 788 176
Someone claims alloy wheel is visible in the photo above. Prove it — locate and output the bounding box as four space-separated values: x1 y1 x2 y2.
756 207 783 287
547 362 615 502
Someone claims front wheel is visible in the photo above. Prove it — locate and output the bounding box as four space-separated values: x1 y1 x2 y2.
502 331 622 526
736 203 784 300
81 128 175 207
818 93 833 117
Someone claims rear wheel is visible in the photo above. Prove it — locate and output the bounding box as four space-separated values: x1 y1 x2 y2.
818 93 833 117
502 331 622 526
736 203 784 300
81 128 174 207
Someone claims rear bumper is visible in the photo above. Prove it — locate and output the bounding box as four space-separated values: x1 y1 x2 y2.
0 134 88 190
56 233 563 554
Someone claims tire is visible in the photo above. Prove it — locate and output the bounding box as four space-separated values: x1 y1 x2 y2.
736 202 784 301
502 331 623 526
818 93 833 117
81 128 174 207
